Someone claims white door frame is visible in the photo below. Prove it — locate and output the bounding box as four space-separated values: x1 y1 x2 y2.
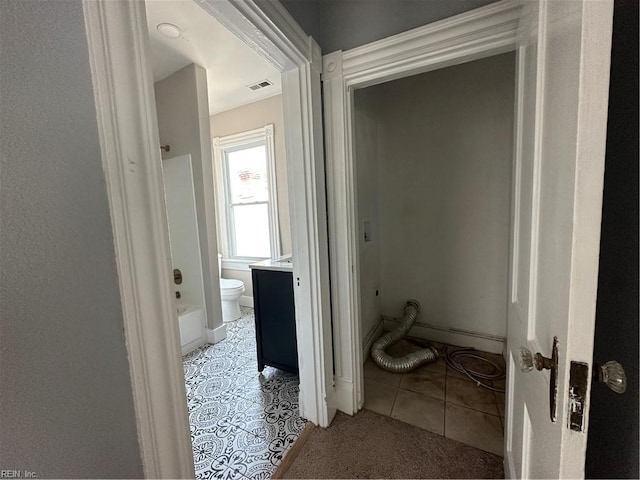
82 0 334 477
323 0 526 414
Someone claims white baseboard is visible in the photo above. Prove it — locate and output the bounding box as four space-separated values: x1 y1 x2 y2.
239 295 254 308
382 317 505 354
334 376 357 416
181 337 207 356
362 319 384 363
334 318 383 417
206 323 227 344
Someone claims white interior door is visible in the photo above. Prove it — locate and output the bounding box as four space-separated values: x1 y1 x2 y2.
506 1 613 478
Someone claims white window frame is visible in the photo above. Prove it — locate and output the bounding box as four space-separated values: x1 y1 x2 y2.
213 124 280 269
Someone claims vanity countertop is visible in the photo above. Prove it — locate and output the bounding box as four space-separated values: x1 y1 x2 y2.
249 254 293 272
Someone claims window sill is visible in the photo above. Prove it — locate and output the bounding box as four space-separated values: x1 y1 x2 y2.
221 258 267 271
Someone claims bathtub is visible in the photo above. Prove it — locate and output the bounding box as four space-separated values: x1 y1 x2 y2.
177 304 206 355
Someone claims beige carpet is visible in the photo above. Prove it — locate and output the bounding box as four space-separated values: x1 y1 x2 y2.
280 410 504 479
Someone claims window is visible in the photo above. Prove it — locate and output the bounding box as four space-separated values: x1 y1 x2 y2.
213 125 279 267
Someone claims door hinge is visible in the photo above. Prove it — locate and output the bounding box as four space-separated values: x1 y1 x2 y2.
568 361 589 432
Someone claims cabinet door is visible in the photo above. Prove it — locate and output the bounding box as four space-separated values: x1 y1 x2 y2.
253 270 298 372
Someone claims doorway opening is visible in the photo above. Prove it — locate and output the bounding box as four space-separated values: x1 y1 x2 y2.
353 52 515 457
144 0 309 476
84 0 335 472
325 1 614 476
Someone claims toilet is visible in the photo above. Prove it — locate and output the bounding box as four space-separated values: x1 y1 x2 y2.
218 254 245 322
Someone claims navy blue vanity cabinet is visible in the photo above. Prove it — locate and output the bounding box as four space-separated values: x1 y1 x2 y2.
251 267 298 374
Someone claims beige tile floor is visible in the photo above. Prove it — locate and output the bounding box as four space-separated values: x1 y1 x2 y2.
363 338 506 457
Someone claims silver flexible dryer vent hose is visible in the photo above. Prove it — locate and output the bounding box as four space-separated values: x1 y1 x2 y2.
371 300 438 373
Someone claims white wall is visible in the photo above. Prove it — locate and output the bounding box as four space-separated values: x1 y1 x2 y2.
0 0 142 476
162 155 207 309
210 95 291 297
354 88 382 345
355 53 515 345
155 65 223 330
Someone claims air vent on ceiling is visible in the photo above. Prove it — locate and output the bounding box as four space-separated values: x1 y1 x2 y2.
247 79 273 91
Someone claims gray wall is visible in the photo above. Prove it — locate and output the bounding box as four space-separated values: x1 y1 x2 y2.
281 0 497 53
0 1 143 477
355 53 515 340
155 65 224 330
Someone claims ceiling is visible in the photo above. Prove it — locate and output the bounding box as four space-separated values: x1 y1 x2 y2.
145 0 282 115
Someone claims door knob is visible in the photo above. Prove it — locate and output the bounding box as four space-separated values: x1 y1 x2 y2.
595 361 627 394
518 346 535 372
518 341 557 373
518 337 559 422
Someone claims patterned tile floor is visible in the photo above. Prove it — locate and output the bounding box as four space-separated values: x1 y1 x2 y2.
183 307 307 479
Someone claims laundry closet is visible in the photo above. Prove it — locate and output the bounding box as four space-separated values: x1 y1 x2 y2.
353 52 515 455
354 53 515 453
356 52 515 355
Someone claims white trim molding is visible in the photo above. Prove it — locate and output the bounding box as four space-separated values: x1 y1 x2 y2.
341 0 525 87
221 258 254 271
362 320 384 365
323 0 526 415
83 1 194 477
281 59 336 427
381 317 505 355
196 0 311 71
206 324 228 344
